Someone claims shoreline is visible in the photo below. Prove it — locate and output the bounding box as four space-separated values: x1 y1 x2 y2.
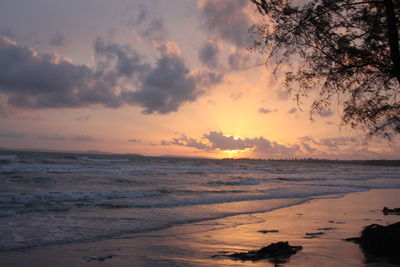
1 188 399 266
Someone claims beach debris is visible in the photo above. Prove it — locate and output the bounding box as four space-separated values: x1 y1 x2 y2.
383 207 400 215
328 220 345 224
345 222 400 261
258 229 279 234
306 232 324 236
317 227 336 231
83 255 114 262
227 241 302 261
303 231 325 239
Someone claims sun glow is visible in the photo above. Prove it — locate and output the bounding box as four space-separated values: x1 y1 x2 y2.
220 149 247 158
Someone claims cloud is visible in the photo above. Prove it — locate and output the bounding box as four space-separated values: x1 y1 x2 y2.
301 142 316 153
124 3 148 26
123 41 223 114
299 136 359 151
0 36 121 109
128 138 141 143
163 131 300 157
48 32 65 47
258 107 277 114
227 49 252 70
93 36 150 78
198 40 221 68
197 0 253 48
123 3 168 43
0 37 223 114
288 108 297 114
197 0 256 70
139 18 168 42
318 137 358 151
162 134 211 150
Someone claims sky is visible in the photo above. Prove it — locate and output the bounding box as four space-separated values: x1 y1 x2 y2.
0 0 399 159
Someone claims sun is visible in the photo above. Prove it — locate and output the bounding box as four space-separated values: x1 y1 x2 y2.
220 149 243 159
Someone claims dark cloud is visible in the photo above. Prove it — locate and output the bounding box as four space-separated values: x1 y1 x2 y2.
48 32 65 47
301 142 316 153
139 18 168 42
288 108 297 114
123 3 167 42
258 107 277 114
0 36 120 109
163 131 300 157
198 40 220 68
123 42 223 114
319 137 358 151
128 139 141 143
163 134 211 150
227 49 251 70
93 37 150 78
299 136 359 151
125 4 147 26
204 131 252 150
0 37 223 114
198 0 253 48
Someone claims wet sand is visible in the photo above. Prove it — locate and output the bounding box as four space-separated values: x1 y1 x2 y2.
1 189 400 267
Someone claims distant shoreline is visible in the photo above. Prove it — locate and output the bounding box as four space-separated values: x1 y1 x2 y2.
1 148 399 167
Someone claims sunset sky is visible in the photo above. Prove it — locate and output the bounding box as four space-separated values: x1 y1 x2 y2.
0 0 399 159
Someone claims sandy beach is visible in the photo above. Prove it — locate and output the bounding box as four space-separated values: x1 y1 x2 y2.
1 188 399 267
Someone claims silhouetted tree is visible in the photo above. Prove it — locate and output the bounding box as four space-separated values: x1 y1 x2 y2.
250 0 400 138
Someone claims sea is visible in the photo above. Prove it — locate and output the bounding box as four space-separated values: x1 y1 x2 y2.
1 151 400 252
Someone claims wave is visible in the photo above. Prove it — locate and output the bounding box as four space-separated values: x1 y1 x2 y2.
0 154 17 160
0 189 166 205
207 177 261 186
76 156 130 162
94 185 367 209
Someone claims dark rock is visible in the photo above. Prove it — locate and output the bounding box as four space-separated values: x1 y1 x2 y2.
84 255 114 262
317 227 336 231
383 207 400 215
305 232 324 236
345 222 400 261
304 231 325 239
258 229 279 234
344 237 361 243
228 241 302 261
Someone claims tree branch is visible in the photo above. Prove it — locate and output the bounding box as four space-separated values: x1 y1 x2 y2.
384 0 400 84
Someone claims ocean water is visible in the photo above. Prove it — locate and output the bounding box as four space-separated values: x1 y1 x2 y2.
1 151 400 251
